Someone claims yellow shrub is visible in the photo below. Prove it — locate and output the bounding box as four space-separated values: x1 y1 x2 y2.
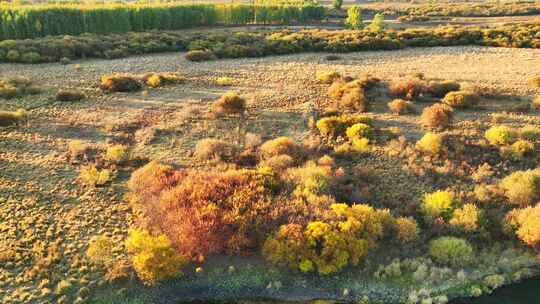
316 114 372 138
506 205 540 248
346 123 372 141
449 204 480 232
485 125 517 145
263 203 391 275
511 140 534 159
216 76 234 86
260 136 300 159
394 217 419 244
499 170 540 206
316 70 340 84
422 190 455 219
104 145 128 163
442 91 479 108
416 132 443 155
125 229 188 285
532 96 540 110
79 165 110 186
86 235 114 266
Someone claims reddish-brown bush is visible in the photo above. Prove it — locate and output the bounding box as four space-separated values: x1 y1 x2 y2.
390 78 427 100
420 103 454 129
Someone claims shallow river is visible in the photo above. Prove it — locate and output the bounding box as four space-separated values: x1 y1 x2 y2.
451 276 540 304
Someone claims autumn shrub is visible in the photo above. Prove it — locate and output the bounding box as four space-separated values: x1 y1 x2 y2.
104 145 128 164
528 76 540 88
449 204 480 232
420 103 454 129
260 137 301 159
131 167 278 258
345 123 372 141
499 169 540 206
416 132 443 155
100 74 142 92
185 50 214 62
316 114 372 138
390 78 427 100
341 88 369 112
520 125 540 141
263 203 391 275
388 99 414 115
56 89 85 102
429 237 474 267
86 235 114 266
506 205 540 248
126 161 180 206
510 140 534 159
421 190 455 220
259 154 295 171
0 109 27 126
0 77 41 99
143 72 184 88
316 71 340 84
427 80 461 98
216 76 234 86
194 138 238 162
212 92 246 115
442 91 479 108
532 96 540 110
485 125 517 145
394 217 420 244
125 229 188 285
79 165 110 186
68 140 90 160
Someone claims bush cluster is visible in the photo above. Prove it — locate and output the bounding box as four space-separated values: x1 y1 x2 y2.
0 109 27 126
1 23 538 64
316 114 372 138
0 77 41 99
428 236 474 267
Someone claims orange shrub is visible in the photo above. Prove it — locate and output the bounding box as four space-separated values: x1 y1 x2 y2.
420 103 454 129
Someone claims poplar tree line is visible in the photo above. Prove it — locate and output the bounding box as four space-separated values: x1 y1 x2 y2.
0 3 324 40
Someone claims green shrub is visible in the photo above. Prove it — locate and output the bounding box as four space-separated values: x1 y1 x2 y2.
6 50 20 62
185 50 214 62
20 52 42 63
346 6 363 29
86 235 114 266
485 125 517 145
429 237 474 267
